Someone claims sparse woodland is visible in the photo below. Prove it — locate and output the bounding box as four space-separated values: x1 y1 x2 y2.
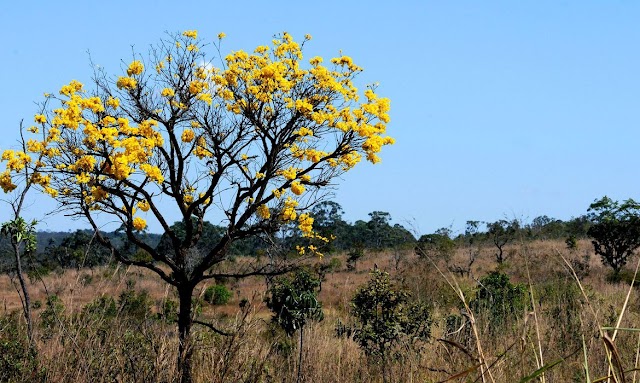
2 235 640 382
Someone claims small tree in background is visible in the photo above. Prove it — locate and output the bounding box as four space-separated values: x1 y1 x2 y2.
0 125 40 347
351 270 431 382
0 30 393 382
266 268 323 383
471 271 527 332
486 219 519 264
587 196 640 279
415 227 456 263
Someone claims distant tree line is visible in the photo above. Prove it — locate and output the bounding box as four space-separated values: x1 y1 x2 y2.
0 200 615 275
0 201 416 274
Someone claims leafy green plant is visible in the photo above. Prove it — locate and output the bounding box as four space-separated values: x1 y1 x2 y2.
266 268 323 336
266 268 323 383
587 196 640 279
203 285 232 306
40 295 64 338
351 269 431 379
471 271 527 331
83 295 118 320
0 313 42 382
118 289 152 320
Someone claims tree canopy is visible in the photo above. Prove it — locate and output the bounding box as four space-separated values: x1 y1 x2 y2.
0 30 394 383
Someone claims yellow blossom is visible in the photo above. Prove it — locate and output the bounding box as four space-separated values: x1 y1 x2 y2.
34 114 46 124
281 167 297 180
0 171 17 193
196 93 212 105
132 217 147 231
181 129 195 143
298 213 314 235
76 173 91 184
218 32 226 39
183 30 198 39
127 60 144 76
137 200 150 212
281 197 298 221
161 88 175 98
106 97 120 109
140 163 164 183
116 76 137 90
290 181 305 195
256 204 270 219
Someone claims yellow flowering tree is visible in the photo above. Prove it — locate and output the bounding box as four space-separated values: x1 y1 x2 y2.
1 30 393 382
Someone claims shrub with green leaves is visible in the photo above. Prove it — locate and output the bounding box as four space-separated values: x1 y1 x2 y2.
351 270 431 362
203 284 232 306
265 268 323 336
118 289 152 320
0 313 42 382
471 271 527 331
587 196 640 278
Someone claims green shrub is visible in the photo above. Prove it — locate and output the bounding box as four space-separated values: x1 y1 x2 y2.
471 271 527 331
118 289 152 320
0 313 42 383
159 299 178 323
265 268 323 336
351 270 431 361
204 284 232 305
83 295 118 320
40 295 65 336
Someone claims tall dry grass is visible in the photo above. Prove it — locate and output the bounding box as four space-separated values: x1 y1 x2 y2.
1 239 640 382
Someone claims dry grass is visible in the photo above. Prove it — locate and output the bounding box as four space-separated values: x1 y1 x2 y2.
2 239 640 382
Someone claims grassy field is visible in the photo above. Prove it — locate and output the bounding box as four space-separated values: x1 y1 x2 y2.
1 239 640 382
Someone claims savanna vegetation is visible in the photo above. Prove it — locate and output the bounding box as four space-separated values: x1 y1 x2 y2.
1 30 640 383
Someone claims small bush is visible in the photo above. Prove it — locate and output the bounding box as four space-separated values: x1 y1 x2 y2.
0 314 42 382
40 295 65 337
204 284 232 305
83 295 118 320
351 270 431 360
118 289 152 320
471 271 527 331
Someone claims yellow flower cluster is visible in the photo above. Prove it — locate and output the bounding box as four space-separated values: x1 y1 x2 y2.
280 167 297 180
298 213 313 236
0 171 17 192
256 204 270 219
137 200 150 212
106 96 120 109
281 197 298 221
140 163 164 183
290 181 305 195
133 217 147 231
127 61 144 76
161 88 175 98
183 30 198 39
181 129 195 143
59 80 83 96
194 137 212 158
1 150 31 172
116 76 137 90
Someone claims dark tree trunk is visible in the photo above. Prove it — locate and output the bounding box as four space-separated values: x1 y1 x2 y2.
496 245 505 264
177 283 195 383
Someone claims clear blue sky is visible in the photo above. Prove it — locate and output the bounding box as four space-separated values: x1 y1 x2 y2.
1 1 639 236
